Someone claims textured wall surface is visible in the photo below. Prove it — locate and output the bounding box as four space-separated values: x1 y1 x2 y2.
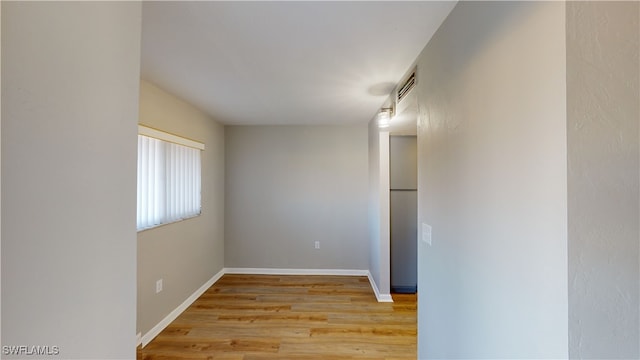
137 80 226 337
225 125 369 270
567 2 640 358
2 2 141 358
415 2 568 358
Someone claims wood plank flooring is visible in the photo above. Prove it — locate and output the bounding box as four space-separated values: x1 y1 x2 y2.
137 274 417 360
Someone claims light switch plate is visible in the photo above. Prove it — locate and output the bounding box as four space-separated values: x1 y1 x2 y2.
422 223 432 246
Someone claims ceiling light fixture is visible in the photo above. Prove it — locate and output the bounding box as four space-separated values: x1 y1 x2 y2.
377 108 393 128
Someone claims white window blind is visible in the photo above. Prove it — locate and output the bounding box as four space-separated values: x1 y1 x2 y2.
137 126 203 231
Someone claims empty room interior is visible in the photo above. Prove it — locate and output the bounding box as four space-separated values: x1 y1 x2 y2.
2 1 639 359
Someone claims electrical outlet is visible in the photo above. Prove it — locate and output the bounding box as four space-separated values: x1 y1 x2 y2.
156 279 163 293
314 241 320 249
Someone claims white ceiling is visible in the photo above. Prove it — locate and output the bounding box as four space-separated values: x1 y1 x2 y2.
141 1 456 126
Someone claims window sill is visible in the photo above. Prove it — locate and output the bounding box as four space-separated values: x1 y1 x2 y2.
137 213 201 233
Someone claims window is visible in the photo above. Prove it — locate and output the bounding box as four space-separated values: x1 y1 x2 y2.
137 125 204 231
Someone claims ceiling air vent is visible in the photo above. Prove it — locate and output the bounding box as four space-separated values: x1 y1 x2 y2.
397 69 416 103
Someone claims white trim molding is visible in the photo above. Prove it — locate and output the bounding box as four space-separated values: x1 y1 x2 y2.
140 268 225 347
224 267 369 276
367 271 394 302
138 124 205 150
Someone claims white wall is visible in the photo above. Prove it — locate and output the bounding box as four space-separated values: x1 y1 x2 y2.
2 2 141 358
415 2 568 358
225 125 369 271
567 2 640 358
137 80 225 338
367 119 391 298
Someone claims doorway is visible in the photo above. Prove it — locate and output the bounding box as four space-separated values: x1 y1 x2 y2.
390 135 418 294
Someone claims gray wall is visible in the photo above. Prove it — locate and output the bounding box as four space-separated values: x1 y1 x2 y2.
567 2 640 358
225 125 369 270
137 81 226 337
1 2 141 358
389 136 417 191
415 2 568 358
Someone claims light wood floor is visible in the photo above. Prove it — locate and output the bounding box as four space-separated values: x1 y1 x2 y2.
137 274 417 360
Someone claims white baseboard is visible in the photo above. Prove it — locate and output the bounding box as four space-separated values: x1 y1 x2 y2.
140 268 225 347
367 271 394 302
224 267 369 276
136 332 142 347
140 267 392 348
